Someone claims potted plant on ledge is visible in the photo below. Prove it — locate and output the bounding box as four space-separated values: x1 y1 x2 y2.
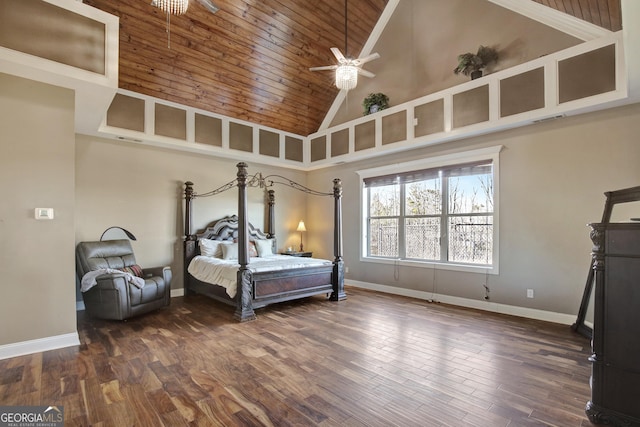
362 92 389 115
453 45 498 80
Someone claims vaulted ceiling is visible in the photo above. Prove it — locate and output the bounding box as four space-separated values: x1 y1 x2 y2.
531 0 622 31
83 0 621 136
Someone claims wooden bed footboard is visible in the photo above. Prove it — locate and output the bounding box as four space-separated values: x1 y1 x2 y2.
185 264 335 312
252 265 334 304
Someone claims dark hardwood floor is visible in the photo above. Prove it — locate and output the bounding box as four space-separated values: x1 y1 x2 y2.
0 287 593 426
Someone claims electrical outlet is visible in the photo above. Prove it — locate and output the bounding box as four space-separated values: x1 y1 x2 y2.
527 289 534 298
345 266 349 273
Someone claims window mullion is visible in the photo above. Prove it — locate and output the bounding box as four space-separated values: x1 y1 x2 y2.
440 173 448 262
366 186 371 258
399 183 406 259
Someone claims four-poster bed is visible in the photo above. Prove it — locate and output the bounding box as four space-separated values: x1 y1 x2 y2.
183 162 346 321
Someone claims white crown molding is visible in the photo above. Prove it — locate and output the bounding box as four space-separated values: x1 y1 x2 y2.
487 0 611 41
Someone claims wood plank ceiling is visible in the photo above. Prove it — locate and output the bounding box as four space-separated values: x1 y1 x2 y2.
83 0 621 137
84 0 388 136
531 0 622 31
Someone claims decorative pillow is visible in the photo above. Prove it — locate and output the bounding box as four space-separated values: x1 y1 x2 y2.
249 241 258 257
221 242 239 260
199 239 230 258
254 238 275 257
120 264 144 277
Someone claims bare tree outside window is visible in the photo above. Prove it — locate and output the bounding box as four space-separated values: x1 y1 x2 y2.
368 185 400 257
448 173 493 264
365 163 494 266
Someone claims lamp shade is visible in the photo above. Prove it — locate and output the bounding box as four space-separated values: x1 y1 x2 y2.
296 221 307 232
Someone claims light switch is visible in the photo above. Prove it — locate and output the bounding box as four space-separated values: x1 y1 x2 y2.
35 208 54 220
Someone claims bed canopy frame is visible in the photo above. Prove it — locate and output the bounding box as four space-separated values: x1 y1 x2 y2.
184 162 345 321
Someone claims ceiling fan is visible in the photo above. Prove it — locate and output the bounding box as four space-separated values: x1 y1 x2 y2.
309 0 380 91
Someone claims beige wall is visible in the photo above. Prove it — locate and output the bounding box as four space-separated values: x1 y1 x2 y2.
75 136 309 293
310 103 640 316
2 80 638 351
0 73 76 345
331 0 580 126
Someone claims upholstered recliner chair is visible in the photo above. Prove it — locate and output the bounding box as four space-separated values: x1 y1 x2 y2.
76 239 171 320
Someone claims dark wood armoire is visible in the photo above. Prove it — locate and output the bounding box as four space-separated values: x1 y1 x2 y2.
586 222 640 426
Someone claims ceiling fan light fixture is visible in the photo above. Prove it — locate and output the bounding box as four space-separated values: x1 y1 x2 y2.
336 64 358 91
152 0 189 15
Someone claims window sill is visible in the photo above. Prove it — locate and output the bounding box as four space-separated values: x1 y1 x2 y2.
360 256 499 275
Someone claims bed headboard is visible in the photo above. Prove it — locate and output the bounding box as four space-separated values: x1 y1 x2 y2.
185 215 276 264
196 215 268 242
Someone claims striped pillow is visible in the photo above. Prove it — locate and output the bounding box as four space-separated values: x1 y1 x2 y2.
120 264 144 278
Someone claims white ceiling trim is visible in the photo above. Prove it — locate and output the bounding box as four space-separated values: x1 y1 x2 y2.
318 0 400 132
487 0 611 41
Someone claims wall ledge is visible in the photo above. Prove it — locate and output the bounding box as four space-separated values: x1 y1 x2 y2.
0 332 80 361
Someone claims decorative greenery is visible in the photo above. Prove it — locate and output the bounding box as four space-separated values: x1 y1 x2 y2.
362 92 389 115
453 45 498 78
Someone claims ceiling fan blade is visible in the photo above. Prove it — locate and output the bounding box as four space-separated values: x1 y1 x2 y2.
196 0 219 13
354 52 380 66
309 65 338 71
358 68 376 78
330 47 346 63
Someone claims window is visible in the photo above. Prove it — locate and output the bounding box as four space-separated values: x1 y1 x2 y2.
358 146 501 273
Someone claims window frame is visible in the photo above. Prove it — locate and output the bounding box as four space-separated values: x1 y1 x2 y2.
357 145 502 275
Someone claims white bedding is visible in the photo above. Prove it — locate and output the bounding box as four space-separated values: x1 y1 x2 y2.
187 255 332 298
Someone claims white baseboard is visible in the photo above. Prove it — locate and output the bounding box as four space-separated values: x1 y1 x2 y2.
0 332 80 360
346 280 577 325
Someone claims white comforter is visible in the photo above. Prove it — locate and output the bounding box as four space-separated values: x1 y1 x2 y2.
187 255 332 298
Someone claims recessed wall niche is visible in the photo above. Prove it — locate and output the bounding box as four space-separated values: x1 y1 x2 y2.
285 136 303 162
355 121 375 151
382 111 407 145
331 128 349 157
259 129 279 158
311 136 326 162
195 114 222 147
453 85 489 128
155 104 186 140
500 68 545 117
0 0 106 74
229 122 253 152
559 44 616 104
106 93 145 132
414 99 444 137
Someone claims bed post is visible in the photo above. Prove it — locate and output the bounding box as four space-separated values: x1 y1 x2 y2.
267 189 275 239
184 181 197 295
235 162 257 322
331 178 347 301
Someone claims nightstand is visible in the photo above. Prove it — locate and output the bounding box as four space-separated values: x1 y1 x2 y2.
281 251 312 257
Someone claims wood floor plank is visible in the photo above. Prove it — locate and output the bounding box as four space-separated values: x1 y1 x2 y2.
0 287 593 426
